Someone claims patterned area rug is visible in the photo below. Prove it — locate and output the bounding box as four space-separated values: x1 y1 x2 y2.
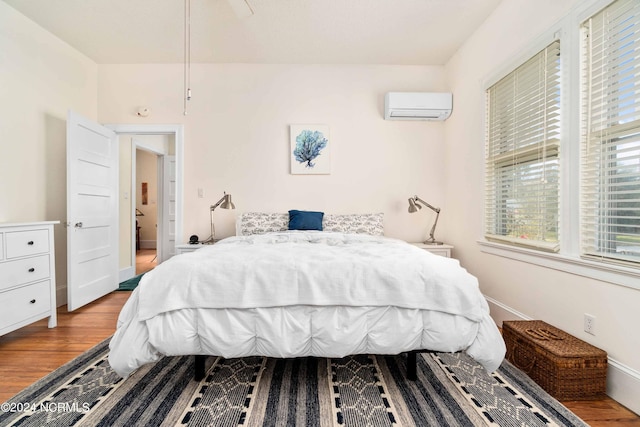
0 338 587 426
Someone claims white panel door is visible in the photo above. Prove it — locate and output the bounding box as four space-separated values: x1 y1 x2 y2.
161 155 176 262
66 110 119 311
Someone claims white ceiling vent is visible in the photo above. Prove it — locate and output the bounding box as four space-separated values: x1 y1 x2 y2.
384 92 452 121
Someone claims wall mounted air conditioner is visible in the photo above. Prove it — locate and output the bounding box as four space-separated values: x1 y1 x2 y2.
384 92 452 121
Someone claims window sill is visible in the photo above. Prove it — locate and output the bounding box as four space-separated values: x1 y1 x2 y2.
478 240 640 292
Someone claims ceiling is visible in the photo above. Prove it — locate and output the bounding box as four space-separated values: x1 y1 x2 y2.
3 0 502 65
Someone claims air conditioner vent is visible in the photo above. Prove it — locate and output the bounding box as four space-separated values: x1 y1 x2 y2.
384 92 452 121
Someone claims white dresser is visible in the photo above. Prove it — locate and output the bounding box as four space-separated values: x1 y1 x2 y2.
0 221 58 336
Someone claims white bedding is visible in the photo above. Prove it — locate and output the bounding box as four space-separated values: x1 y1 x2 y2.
109 232 505 378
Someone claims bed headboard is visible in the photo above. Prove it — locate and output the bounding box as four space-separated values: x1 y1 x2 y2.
236 212 384 236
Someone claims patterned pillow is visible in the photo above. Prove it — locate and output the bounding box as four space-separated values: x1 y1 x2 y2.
237 212 289 236
237 212 384 236
323 213 384 236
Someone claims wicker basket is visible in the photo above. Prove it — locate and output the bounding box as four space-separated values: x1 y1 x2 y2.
503 320 607 401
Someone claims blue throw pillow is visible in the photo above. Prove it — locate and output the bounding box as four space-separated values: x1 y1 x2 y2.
288 210 324 231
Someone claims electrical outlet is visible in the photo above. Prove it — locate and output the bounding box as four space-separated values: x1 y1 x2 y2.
584 314 596 335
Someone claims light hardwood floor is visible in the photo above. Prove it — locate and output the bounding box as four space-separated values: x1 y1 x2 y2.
136 248 157 274
0 291 131 402
0 291 638 426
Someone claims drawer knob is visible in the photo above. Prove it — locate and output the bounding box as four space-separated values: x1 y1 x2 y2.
30 299 36 304
28 241 34 245
28 268 35 273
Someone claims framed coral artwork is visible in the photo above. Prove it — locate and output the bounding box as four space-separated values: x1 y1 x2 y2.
290 124 330 175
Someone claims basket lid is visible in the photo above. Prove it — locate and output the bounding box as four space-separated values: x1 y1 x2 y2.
503 320 607 358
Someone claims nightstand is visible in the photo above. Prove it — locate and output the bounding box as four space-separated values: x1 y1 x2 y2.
175 243 204 255
410 242 453 258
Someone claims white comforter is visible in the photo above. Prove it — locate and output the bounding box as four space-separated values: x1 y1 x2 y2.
109 232 505 377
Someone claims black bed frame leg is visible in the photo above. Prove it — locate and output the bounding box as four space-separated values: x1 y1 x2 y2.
407 351 417 380
194 355 206 381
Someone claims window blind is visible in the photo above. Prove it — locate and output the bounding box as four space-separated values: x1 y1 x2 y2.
581 0 640 265
485 40 561 252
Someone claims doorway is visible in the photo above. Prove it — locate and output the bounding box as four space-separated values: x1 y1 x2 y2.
66 115 183 307
109 124 184 283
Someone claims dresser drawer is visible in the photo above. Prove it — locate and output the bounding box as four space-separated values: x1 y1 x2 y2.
5 229 50 259
0 281 51 331
0 255 50 291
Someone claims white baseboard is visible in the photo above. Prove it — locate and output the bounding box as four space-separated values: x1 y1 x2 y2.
486 296 640 416
607 358 640 416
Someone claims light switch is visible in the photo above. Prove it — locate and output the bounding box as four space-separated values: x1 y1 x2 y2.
198 188 204 198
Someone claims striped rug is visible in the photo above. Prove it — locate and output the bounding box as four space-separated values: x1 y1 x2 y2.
0 338 587 426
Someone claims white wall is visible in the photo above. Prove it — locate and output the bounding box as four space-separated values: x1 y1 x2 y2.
444 0 640 412
0 2 98 302
98 64 449 243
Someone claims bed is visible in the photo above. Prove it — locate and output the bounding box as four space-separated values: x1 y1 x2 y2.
108 212 505 379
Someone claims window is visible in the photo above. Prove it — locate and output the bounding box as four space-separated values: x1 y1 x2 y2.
581 0 640 265
481 0 640 288
485 40 561 252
